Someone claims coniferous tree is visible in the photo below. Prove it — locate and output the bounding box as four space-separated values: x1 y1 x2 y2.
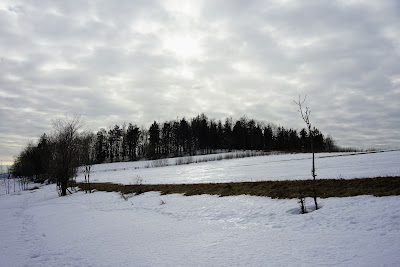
288 129 299 151
223 118 233 151
138 126 149 157
121 123 127 161
216 120 224 150
198 114 209 152
149 121 160 158
312 128 325 152
161 122 172 155
12 112 340 188
171 120 180 155
95 129 107 163
112 125 123 161
35 134 51 182
126 123 140 160
299 128 309 152
208 120 219 150
107 127 115 162
232 120 243 150
264 125 274 151
191 116 201 152
247 119 256 150
178 118 191 154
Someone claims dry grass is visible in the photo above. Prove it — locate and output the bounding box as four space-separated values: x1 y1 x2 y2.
77 176 400 199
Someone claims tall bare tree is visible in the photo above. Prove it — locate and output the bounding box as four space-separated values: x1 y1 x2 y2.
50 114 83 196
294 95 318 210
80 132 95 193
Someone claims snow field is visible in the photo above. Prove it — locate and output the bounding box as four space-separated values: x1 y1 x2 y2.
1 150 400 266
1 184 400 266
76 150 400 185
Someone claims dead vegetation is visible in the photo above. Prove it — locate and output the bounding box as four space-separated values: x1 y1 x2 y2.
77 176 400 199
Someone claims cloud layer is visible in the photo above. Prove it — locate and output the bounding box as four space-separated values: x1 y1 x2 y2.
1 0 399 163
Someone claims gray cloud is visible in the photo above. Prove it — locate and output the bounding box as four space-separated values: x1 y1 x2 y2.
1 0 399 164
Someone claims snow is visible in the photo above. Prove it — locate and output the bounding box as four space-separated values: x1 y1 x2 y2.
1 185 400 266
1 150 400 266
76 150 400 184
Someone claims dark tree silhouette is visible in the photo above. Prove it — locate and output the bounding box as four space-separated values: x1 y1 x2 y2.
223 118 233 151
149 121 160 158
178 118 191 154
95 129 107 163
50 115 83 196
13 113 340 188
263 125 274 151
126 123 140 160
161 122 172 155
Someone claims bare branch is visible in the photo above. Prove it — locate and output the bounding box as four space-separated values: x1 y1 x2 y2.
294 94 312 130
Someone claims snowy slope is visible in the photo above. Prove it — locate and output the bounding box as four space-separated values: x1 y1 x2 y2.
76 150 400 185
1 185 400 266
1 150 400 266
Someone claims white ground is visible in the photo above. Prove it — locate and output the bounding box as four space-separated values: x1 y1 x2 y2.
1 150 400 266
76 150 400 184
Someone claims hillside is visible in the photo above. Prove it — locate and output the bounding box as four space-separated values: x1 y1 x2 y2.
1 150 399 266
76 150 400 185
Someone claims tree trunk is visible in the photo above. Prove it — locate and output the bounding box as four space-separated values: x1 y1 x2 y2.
84 172 87 193
310 136 318 210
87 166 91 193
60 180 67 196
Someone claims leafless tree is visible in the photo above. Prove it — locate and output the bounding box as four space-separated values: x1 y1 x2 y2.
82 133 95 193
80 132 95 193
50 114 83 196
82 165 91 193
294 95 318 210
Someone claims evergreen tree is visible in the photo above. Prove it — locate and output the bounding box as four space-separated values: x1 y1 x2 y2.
126 123 140 160
35 134 51 182
178 118 191 154
95 129 107 163
161 122 172 155
198 114 209 152
208 120 219 150
264 125 274 151
121 123 127 161
312 128 325 152
299 128 309 152
233 120 245 150
223 118 233 150
149 121 160 158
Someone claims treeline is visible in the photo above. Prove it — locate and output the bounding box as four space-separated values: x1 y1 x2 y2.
12 116 95 189
93 113 337 162
12 113 338 183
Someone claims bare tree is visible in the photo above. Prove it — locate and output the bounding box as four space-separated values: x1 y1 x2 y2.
80 132 95 193
50 114 83 196
294 95 318 210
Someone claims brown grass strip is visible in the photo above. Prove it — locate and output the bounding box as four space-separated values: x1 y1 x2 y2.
76 176 400 199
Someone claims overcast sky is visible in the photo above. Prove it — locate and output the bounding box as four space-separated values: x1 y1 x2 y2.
1 0 399 164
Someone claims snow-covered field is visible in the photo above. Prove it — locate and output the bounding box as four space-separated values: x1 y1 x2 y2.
1 150 400 266
1 185 400 266
76 150 400 184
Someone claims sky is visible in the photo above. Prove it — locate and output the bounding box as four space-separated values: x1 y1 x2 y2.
1 0 399 165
